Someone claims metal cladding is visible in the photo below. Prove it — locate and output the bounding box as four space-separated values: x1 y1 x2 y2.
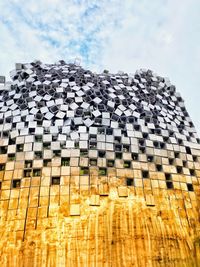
0 61 200 189
0 60 200 266
0 60 200 193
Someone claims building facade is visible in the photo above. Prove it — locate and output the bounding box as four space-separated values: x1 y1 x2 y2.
0 61 199 266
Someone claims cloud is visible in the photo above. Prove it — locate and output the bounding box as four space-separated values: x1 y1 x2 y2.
0 0 123 71
0 0 199 133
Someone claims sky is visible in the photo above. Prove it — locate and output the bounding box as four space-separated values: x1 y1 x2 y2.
0 0 199 134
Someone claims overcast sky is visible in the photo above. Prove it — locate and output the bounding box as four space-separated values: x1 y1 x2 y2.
0 0 199 134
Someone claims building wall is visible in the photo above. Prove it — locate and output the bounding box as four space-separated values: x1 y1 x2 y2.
0 61 199 266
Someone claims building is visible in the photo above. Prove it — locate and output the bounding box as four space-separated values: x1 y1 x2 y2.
0 60 199 266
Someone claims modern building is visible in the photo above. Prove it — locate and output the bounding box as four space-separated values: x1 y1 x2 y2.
0 60 199 266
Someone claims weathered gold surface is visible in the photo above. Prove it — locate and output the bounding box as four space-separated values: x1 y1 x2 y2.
0 178 200 266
